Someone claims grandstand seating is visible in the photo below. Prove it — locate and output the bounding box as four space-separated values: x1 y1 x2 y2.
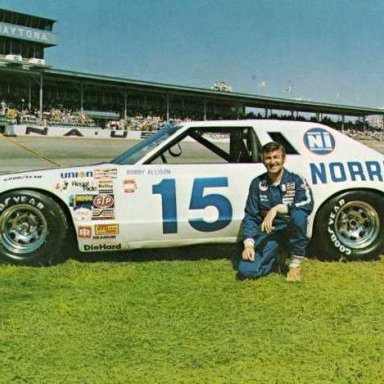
0 100 383 141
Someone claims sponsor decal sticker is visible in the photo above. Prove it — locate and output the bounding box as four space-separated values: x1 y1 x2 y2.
123 178 137 193
71 180 98 192
78 226 92 238
69 194 94 208
60 170 93 179
95 224 119 236
55 181 69 191
73 207 93 221
98 179 114 194
69 194 115 220
310 160 384 185
94 169 118 179
93 234 117 241
304 128 335 155
93 194 114 208
84 243 122 251
92 208 115 220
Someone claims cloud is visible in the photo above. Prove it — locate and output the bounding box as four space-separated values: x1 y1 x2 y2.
258 80 267 88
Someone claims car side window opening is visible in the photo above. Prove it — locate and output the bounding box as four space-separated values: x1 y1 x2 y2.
147 127 263 165
267 132 299 155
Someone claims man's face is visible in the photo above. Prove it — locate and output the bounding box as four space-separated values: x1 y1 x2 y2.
262 149 285 176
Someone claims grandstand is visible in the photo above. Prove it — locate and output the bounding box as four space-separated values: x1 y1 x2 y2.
0 7 383 133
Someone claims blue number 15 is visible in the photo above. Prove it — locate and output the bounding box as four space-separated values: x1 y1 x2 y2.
152 177 233 233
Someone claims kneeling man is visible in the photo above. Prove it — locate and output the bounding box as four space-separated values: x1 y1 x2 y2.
238 141 314 281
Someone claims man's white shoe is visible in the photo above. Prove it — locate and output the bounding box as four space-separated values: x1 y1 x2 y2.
286 267 301 282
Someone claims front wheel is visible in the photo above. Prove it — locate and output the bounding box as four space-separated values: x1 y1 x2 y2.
0 190 68 266
313 191 384 261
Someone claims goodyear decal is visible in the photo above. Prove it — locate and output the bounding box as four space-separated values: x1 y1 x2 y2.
310 161 383 184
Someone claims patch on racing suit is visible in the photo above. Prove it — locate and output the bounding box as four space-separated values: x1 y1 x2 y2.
286 182 295 190
259 180 268 191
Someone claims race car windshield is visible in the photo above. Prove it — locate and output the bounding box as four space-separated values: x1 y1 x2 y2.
111 123 180 164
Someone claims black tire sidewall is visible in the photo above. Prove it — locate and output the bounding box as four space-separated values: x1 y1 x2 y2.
0 190 67 265
314 191 384 260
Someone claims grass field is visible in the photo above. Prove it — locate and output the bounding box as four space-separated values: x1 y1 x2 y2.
1 249 384 384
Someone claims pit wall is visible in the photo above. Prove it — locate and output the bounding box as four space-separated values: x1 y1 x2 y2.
5 124 148 140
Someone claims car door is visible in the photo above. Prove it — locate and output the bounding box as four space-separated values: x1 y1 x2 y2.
114 125 267 248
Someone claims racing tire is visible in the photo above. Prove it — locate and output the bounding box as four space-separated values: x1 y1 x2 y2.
0 190 68 266
313 191 384 261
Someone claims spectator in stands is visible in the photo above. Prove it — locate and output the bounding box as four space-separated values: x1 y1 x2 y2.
1 100 6 115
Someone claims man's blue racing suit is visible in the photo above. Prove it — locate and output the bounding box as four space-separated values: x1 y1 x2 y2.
238 169 314 278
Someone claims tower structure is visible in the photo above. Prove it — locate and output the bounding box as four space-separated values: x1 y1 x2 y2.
0 8 57 67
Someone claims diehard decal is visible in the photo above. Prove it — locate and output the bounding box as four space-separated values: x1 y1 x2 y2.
84 244 122 251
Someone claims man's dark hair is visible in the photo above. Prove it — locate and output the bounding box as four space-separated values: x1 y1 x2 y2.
261 141 286 157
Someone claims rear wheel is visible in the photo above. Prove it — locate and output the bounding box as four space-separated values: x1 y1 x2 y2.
0 190 68 266
313 191 384 260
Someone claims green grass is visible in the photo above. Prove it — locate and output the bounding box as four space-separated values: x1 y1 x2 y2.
1 252 384 384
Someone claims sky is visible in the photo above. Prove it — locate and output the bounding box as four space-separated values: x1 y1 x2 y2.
2 0 384 108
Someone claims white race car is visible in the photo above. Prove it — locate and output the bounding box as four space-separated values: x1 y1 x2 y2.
0 120 383 265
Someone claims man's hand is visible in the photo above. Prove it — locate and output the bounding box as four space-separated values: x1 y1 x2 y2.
261 206 278 233
242 246 255 261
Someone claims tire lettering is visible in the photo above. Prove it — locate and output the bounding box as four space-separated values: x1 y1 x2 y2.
0 195 45 213
327 212 352 256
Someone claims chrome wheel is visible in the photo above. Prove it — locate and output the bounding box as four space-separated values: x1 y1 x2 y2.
335 201 380 250
0 204 47 255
